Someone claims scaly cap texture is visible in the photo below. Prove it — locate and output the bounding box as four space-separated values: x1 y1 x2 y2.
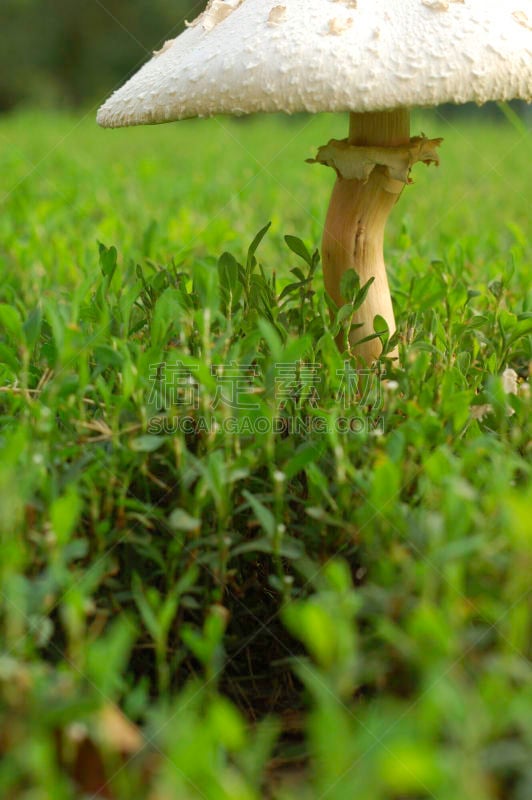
97 0 532 127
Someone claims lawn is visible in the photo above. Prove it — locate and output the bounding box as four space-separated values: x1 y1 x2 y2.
0 108 531 799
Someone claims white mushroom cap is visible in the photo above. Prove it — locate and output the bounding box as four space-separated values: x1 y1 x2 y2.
97 0 532 128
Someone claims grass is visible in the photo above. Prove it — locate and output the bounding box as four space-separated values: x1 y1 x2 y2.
0 107 531 800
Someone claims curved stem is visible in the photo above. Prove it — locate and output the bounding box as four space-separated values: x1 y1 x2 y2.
322 110 410 363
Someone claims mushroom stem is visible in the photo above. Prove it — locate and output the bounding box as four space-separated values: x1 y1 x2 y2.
322 109 411 362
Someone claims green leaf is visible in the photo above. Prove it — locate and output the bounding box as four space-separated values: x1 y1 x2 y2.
284 235 312 267
23 307 42 350
352 277 375 312
218 251 243 312
339 269 360 302
98 242 118 280
0 343 20 372
130 435 166 452
132 574 160 642
373 315 389 336
279 280 309 301
0 304 23 343
335 303 355 326
218 251 240 292
50 486 82 546
283 602 335 668
169 508 201 533
246 222 271 272
284 442 323 480
94 345 123 369
242 490 275 538
85 616 137 698
231 536 303 560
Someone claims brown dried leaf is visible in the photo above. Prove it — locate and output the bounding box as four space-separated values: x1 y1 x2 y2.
98 703 143 755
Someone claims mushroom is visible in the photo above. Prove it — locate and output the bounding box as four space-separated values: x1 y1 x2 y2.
97 0 532 363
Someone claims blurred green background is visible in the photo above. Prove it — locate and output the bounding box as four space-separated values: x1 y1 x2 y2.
0 0 197 110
